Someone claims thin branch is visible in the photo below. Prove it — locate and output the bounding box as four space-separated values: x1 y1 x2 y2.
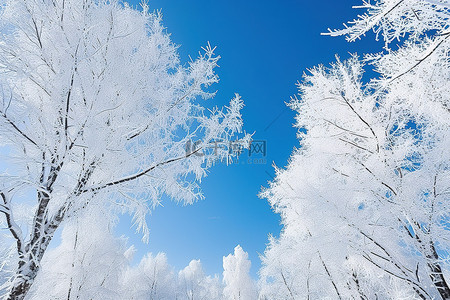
306 228 342 299
318 251 342 299
280 270 295 300
81 147 203 194
323 0 406 40
0 112 38 147
339 138 375 154
353 225 415 280
341 95 379 153
324 119 370 139
31 17 43 49
126 90 195 141
356 160 398 196
362 254 428 299
0 192 24 256
65 44 79 150
429 173 438 233
389 32 450 82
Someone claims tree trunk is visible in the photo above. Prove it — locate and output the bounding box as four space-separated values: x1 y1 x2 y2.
6 224 59 299
427 248 450 299
414 227 450 299
6 256 40 300
7 276 34 300
6 256 42 300
5 164 95 299
428 262 450 299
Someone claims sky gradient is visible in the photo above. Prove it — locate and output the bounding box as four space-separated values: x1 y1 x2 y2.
118 0 381 278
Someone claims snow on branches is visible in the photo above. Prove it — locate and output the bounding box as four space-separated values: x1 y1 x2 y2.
260 1 449 299
0 0 249 299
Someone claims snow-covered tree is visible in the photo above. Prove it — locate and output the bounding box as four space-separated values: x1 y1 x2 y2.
28 206 129 300
26 216 229 300
223 245 257 300
0 0 248 299
260 0 449 299
121 252 176 300
178 259 223 300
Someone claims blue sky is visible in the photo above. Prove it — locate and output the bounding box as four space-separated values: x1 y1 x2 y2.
118 0 381 278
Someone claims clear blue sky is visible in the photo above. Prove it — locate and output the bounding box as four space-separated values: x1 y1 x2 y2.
118 0 380 278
